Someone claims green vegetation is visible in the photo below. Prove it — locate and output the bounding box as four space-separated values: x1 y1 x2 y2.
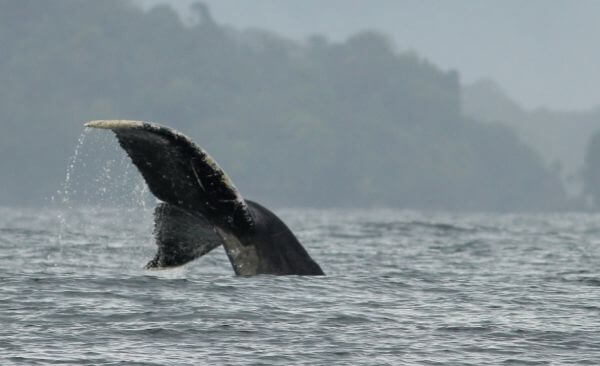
0 0 568 210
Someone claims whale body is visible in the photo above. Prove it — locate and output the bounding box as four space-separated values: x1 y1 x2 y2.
85 120 324 275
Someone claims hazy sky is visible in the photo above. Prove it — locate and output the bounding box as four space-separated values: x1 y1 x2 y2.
137 0 600 111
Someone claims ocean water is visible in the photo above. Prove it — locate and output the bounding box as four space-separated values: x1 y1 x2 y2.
1 205 600 365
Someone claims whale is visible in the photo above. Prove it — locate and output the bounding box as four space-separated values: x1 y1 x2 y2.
85 120 324 275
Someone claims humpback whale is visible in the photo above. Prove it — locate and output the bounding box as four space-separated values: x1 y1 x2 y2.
85 120 324 276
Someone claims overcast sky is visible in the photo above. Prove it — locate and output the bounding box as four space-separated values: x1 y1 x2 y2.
136 0 600 111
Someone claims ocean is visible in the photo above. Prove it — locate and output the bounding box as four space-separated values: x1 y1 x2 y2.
1 205 599 365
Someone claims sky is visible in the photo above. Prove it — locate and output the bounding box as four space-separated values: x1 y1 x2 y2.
136 0 600 111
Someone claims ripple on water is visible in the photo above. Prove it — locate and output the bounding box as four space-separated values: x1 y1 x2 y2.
1 208 600 365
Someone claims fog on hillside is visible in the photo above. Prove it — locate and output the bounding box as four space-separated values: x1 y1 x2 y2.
1 0 599 211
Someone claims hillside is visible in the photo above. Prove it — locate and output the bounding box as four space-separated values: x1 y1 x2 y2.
0 0 567 211
463 79 600 197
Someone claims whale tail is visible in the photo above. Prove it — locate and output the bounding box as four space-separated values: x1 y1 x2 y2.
86 120 324 275
84 120 255 234
145 203 224 269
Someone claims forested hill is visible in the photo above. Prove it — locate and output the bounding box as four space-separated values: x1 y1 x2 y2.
463 79 600 199
0 0 567 210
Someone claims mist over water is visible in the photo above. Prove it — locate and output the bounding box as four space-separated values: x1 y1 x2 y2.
1 1 598 211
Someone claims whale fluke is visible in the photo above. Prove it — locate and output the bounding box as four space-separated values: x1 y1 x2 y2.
86 120 254 234
86 120 324 275
145 203 224 269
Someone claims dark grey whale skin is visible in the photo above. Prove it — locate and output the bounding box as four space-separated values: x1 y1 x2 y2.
231 200 324 275
85 120 324 275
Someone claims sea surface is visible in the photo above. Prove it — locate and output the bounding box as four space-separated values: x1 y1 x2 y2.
1 205 600 365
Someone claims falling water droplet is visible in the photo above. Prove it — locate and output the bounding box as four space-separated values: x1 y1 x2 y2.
56 129 90 244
